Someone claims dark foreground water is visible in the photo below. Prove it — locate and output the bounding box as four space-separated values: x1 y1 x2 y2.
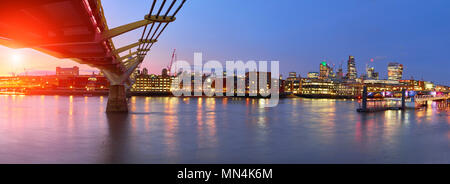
0 95 449 163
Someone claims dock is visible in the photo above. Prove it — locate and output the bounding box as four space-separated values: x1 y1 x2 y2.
357 86 407 113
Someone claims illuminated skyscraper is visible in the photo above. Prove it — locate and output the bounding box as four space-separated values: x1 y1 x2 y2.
369 67 379 79
388 62 403 80
336 65 344 80
366 65 379 80
346 56 357 80
319 62 331 79
288 72 297 78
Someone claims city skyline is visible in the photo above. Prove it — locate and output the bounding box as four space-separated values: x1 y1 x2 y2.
2 57 442 86
1 0 449 86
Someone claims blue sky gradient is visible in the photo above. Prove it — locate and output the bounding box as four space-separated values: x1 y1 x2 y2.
119 0 449 85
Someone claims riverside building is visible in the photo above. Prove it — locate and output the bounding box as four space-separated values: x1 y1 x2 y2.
131 68 173 93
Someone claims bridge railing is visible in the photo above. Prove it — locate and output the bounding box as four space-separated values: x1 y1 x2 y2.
95 0 117 58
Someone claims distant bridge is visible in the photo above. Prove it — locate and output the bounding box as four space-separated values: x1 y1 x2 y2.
357 86 449 112
0 0 186 112
414 94 450 103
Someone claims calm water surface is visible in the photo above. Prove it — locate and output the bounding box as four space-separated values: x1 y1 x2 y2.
0 95 449 163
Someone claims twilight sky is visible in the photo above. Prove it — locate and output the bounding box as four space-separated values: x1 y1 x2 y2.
0 0 449 85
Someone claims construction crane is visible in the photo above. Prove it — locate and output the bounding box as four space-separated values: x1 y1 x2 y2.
167 49 176 75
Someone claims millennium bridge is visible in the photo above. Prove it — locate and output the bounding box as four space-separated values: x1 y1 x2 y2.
0 0 186 112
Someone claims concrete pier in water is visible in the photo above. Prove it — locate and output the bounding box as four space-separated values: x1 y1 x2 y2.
106 85 128 112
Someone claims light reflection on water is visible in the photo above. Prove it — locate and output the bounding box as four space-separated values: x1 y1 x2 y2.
0 95 449 163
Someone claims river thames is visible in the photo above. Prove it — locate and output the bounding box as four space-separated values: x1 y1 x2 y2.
0 95 449 163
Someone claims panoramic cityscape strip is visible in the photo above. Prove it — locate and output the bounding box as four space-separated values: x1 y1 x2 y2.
1 54 448 100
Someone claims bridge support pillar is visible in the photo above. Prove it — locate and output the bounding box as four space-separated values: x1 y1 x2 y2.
103 57 143 113
362 86 367 110
106 85 128 113
401 88 406 110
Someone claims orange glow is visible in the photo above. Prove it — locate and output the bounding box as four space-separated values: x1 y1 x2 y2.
11 53 21 63
0 47 95 76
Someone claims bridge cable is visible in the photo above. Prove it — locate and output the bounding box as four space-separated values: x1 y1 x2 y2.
141 0 184 56
138 0 166 56
171 0 186 17
137 0 157 54
143 0 186 56
155 0 167 18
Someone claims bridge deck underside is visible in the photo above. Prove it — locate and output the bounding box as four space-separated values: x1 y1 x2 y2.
0 0 121 74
